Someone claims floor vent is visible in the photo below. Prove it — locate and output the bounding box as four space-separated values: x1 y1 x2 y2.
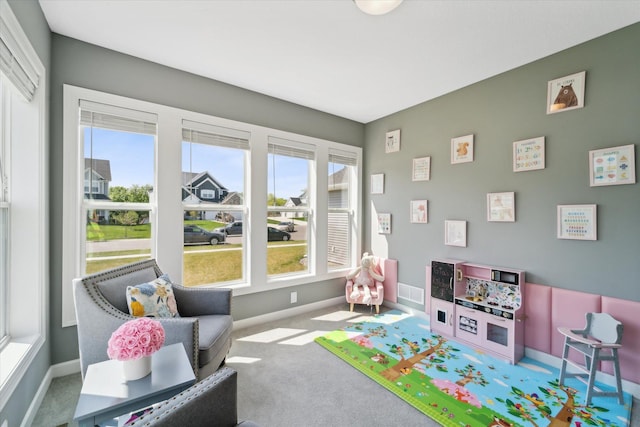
397 282 424 305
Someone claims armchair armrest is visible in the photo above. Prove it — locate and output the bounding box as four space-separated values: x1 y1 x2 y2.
173 284 232 317
128 367 240 427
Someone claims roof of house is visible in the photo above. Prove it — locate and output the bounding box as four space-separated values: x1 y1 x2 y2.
84 158 111 181
181 171 228 191
220 191 243 205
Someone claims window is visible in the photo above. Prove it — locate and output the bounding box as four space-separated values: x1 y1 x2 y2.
62 85 361 326
182 120 248 286
80 101 157 276
0 80 7 349
267 138 314 277
328 149 357 270
0 0 47 409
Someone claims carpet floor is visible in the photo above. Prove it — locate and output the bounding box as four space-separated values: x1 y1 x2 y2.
32 304 640 427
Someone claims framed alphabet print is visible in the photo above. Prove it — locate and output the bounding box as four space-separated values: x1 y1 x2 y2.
557 204 597 240
513 136 545 172
412 156 431 181
547 71 586 114
487 192 515 222
410 200 428 223
385 129 401 153
445 220 467 247
589 144 636 187
451 134 474 164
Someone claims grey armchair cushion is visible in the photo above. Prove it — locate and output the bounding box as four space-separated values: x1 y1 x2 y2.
126 367 261 427
73 259 233 380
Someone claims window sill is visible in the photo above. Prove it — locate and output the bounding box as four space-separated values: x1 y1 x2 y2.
0 335 43 410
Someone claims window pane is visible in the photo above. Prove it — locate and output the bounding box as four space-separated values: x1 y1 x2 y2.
328 161 353 270
0 206 7 346
182 134 246 286
81 106 156 277
183 213 242 286
267 144 311 276
0 80 6 345
85 208 152 275
82 120 155 202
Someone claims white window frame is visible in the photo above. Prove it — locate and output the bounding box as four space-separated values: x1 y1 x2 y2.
62 85 361 327
0 0 47 410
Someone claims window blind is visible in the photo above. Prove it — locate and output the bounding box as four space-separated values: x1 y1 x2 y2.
80 100 157 135
268 137 315 160
329 148 358 166
0 16 39 102
182 120 250 150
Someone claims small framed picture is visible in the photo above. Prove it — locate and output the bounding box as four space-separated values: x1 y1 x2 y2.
557 204 597 241
377 213 391 234
385 129 401 153
547 71 586 114
410 200 428 224
451 134 474 164
371 173 384 194
487 192 515 222
445 220 467 247
412 156 431 181
513 137 545 172
589 144 636 187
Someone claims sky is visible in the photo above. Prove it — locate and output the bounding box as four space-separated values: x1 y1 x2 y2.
84 127 316 199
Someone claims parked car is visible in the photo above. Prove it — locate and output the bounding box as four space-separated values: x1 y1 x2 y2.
184 225 226 245
214 221 243 236
267 226 291 241
276 221 295 232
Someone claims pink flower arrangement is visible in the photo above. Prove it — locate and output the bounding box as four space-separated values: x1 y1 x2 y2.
107 317 165 361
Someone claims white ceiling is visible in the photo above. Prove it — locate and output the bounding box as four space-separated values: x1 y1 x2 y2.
39 0 640 123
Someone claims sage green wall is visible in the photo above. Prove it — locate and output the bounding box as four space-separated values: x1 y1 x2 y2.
48 34 363 366
364 23 640 307
1 2 51 426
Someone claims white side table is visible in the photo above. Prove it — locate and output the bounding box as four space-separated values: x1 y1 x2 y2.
73 343 196 427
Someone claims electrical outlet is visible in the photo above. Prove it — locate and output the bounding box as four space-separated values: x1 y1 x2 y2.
290 291 297 304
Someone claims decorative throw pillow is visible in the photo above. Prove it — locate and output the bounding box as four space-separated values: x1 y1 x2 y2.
126 274 179 318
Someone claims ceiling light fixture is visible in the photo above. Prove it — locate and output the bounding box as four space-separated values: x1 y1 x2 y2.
354 0 403 16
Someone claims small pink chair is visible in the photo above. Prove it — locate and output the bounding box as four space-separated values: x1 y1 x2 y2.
345 257 384 314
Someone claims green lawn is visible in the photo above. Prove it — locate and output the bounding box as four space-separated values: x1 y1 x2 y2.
86 220 226 241
85 242 308 285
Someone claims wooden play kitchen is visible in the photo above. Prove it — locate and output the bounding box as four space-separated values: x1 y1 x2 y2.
429 259 525 364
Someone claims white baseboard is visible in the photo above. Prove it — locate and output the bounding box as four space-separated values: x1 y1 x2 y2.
20 369 51 427
21 359 80 427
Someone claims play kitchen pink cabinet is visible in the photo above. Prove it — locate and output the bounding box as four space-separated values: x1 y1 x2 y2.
430 260 525 364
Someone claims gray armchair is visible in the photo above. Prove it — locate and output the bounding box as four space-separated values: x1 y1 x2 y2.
73 259 233 380
126 367 260 427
